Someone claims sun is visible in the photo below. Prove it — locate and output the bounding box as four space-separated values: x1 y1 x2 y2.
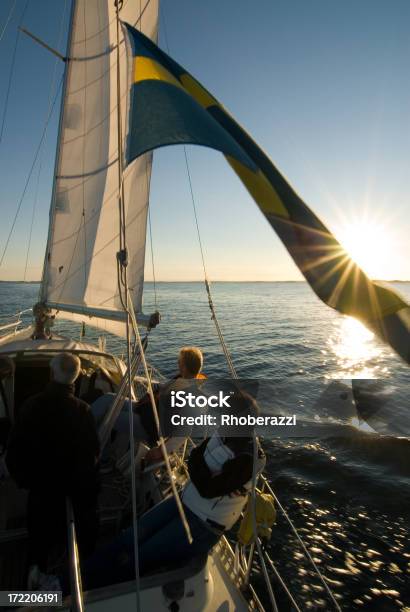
337 215 394 280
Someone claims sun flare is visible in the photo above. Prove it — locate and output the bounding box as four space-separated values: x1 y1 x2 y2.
337 216 394 279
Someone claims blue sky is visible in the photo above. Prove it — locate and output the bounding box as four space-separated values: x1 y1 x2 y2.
0 0 409 281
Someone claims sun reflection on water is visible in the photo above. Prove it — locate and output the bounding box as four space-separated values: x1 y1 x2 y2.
326 316 386 379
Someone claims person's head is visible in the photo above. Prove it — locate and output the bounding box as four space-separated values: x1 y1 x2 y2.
230 390 259 418
223 389 260 449
50 353 81 385
178 346 203 379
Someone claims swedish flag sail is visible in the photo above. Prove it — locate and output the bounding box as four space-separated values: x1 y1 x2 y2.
122 23 410 364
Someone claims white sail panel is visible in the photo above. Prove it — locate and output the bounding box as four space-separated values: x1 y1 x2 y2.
41 0 158 336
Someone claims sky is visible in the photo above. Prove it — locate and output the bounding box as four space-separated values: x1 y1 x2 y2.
0 0 409 282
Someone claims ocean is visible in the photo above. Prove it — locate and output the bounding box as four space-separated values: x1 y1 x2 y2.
1 281 409 610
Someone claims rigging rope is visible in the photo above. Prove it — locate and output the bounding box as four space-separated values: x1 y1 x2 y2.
147 205 158 309
260 474 342 612
251 438 279 612
182 147 238 378
183 147 207 279
22 0 68 284
145 152 158 308
127 294 194 544
163 2 237 377
81 0 88 294
0 0 29 145
0 74 63 268
0 0 17 44
264 552 302 612
23 160 41 282
1 0 67 271
159 0 234 370
185 155 238 375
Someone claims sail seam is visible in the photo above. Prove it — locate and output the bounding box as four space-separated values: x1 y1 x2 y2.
49 194 147 298
71 0 151 47
65 0 154 96
61 91 128 145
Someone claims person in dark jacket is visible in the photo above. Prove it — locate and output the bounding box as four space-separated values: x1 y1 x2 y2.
6 353 100 579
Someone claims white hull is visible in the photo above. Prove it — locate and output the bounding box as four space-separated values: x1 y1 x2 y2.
58 542 251 612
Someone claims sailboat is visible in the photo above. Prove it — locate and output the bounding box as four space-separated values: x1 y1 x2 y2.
0 0 408 610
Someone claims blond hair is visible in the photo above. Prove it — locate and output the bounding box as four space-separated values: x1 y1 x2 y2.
179 346 203 377
50 353 81 385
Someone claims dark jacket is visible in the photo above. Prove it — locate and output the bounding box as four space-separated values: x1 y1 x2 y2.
187 437 265 498
6 381 100 495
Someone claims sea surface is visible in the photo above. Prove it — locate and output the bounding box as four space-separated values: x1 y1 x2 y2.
1 281 409 611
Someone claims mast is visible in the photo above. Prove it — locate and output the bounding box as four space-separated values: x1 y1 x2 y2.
39 0 76 303
114 4 142 608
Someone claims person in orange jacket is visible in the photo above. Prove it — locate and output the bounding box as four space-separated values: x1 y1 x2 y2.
139 346 207 463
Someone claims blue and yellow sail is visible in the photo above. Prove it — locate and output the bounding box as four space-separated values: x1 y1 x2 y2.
122 22 410 364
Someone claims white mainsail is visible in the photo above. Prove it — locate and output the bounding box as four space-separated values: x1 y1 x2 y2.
40 0 158 337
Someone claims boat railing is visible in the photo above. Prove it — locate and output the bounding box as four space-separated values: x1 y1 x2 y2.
0 308 32 339
66 497 84 612
230 473 342 612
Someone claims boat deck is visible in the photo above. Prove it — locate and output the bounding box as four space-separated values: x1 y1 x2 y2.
208 541 252 611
